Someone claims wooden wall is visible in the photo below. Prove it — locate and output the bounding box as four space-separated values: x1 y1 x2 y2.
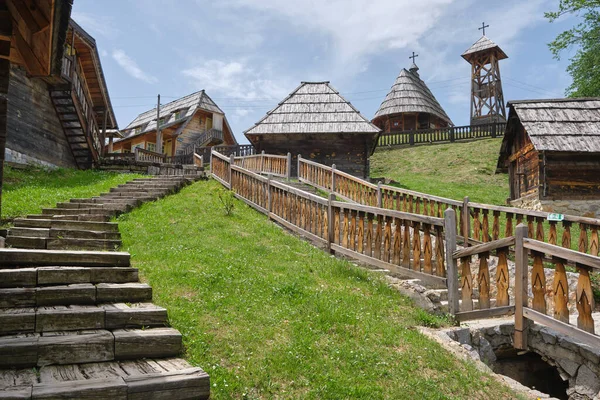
507 124 539 200
253 133 376 178
6 65 76 168
544 153 600 200
374 112 449 133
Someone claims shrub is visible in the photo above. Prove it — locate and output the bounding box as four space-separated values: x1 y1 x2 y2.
217 188 235 216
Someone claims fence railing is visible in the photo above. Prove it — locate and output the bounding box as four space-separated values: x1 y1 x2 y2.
233 151 291 179
377 122 506 148
212 151 458 292
514 224 599 349
178 129 225 156
298 157 600 258
135 148 165 164
196 144 256 164
134 147 203 167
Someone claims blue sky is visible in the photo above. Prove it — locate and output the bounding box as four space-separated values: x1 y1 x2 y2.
72 0 577 143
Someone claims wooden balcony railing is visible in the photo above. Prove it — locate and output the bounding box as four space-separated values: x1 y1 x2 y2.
377 122 506 148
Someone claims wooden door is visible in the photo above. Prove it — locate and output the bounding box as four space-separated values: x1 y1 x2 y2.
164 139 172 156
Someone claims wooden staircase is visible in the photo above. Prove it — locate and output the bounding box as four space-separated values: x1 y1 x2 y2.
6 176 202 250
50 88 95 169
0 176 210 399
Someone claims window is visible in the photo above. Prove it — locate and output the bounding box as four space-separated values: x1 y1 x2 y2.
132 143 144 151
135 126 142 134
146 142 156 152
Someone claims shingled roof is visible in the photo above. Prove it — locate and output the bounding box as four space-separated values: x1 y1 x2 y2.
123 91 223 136
244 82 380 136
373 67 453 125
497 98 600 169
462 36 508 61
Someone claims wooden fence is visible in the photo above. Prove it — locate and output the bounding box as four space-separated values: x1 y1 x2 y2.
135 147 203 167
298 157 600 258
212 151 459 293
214 151 600 346
233 151 291 179
377 122 506 148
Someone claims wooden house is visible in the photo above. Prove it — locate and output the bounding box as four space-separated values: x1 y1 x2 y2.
372 63 453 133
113 90 237 156
497 98 600 217
4 8 118 169
244 81 381 178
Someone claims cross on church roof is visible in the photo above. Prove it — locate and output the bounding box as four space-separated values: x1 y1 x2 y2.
409 52 419 63
479 22 489 36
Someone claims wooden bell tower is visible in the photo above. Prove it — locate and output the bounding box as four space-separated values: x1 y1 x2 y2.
462 23 508 125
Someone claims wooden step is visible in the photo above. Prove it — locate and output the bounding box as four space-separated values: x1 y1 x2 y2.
0 303 167 335
6 236 47 249
56 202 105 209
8 227 49 238
42 207 116 216
0 283 151 308
0 248 130 267
46 237 122 251
0 328 181 368
0 266 138 288
0 358 209 400
13 219 119 232
27 214 111 222
49 229 121 240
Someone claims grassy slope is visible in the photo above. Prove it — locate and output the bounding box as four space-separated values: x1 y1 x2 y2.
118 180 518 399
371 138 508 205
2 165 143 221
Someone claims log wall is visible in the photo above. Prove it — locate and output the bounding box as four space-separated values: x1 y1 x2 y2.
544 153 600 200
6 65 76 168
253 133 376 178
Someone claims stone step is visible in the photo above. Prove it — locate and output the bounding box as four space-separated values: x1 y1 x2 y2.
0 283 152 308
0 327 181 368
0 358 209 400
0 266 138 288
0 248 130 267
0 303 168 336
13 219 120 232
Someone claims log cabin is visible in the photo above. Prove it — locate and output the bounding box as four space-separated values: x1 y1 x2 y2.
372 62 453 133
4 8 117 170
112 90 237 157
497 98 600 217
244 81 381 178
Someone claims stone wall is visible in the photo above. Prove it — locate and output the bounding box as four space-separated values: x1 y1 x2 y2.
446 323 600 399
510 193 600 218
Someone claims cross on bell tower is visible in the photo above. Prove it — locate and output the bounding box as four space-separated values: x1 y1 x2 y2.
462 24 507 125
409 52 418 63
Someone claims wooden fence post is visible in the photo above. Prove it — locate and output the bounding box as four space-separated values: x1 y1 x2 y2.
267 174 272 213
491 123 497 138
229 154 234 186
445 208 459 317
209 151 213 174
331 164 337 193
297 154 302 181
286 152 292 181
514 223 529 350
462 196 470 246
260 150 265 174
376 182 383 208
328 193 335 253
409 132 415 146
449 127 455 143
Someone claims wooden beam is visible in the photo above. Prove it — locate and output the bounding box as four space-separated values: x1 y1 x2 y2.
12 26 45 75
6 0 49 33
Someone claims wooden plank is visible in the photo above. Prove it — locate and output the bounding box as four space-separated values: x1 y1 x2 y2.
0 268 37 287
0 333 39 368
576 266 595 334
96 283 152 303
453 236 515 259
330 201 444 226
36 305 104 332
0 248 130 267
37 330 114 366
552 259 569 323
37 267 90 285
104 303 168 329
454 305 515 322
330 244 447 288
523 239 600 271
125 367 210 400
496 249 510 307
36 284 96 306
380 184 462 207
523 308 600 349
32 378 127 400
113 328 182 360
0 308 35 335
444 209 459 315
514 225 529 350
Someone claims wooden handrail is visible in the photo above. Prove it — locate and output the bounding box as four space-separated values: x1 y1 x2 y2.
453 237 515 259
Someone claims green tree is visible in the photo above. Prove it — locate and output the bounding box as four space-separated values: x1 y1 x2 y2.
546 0 600 97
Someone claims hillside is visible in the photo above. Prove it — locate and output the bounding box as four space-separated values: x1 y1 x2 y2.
370 138 508 205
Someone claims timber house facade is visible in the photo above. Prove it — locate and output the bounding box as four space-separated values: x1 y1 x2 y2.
113 90 237 157
497 98 600 217
5 13 117 169
372 63 453 134
244 81 381 178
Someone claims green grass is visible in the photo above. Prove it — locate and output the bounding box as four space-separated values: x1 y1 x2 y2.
118 180 518 399
1 165 143 222
371 138 508 205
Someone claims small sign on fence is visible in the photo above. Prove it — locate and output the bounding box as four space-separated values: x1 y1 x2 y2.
547 213 565 222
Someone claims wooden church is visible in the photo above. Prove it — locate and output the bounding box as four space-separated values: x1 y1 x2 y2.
372 56 453 133
244 81 381 178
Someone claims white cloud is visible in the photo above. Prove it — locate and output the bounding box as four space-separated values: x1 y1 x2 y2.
182 59 289 101
71 11 120 39
112 50 158 84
